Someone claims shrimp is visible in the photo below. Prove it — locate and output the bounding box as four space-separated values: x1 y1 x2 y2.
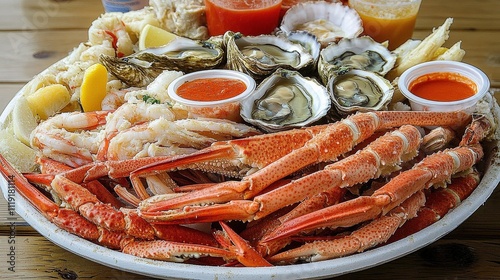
30 111 109 167
88 13 134 58
107 118 261 160
101 85 141 111
97 101 178 160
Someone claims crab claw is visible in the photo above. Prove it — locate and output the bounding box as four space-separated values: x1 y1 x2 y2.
217 221 272 267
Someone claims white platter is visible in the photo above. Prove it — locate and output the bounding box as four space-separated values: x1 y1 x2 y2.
1 86 499 279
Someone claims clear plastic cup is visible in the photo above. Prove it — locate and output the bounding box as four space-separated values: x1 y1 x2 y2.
101 0 148 13
204 0 283 36
349 0 422 50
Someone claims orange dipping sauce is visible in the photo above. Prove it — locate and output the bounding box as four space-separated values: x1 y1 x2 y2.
204 0 282 36
408 72 477 102
176 78 247 102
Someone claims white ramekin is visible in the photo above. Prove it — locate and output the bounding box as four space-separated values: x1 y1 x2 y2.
398 61 490 113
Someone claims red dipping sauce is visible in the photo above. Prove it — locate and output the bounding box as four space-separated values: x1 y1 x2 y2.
176 78 247 102
408 72 477 102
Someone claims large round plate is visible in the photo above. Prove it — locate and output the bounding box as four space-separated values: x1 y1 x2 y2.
1 85 499 279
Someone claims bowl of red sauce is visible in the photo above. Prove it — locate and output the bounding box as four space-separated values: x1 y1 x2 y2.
398 61 490 113
167 70 256 122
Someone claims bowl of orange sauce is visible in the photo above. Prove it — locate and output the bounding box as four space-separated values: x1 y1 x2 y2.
398 61 490 113
167 70 256 122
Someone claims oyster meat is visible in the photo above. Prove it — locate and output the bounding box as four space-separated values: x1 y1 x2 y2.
100 36 224 87
318 37 396 85
328 69 393 116
280 1 363 47
252 80 312 126
241 68 331 132
224 31 315 81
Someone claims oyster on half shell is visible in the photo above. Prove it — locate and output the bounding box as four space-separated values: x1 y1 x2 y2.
328 69 393 116
224 31 315 81
100 36 224 87
280 1 363 47
241 68 331 132
280 30 322 73
318 37 397 85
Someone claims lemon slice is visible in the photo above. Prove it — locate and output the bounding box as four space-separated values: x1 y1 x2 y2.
80 63 108 112
26 84 71 120
12 96 38 146
139 24 177 50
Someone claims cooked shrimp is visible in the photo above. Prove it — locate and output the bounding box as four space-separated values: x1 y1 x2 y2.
88 13 134 57
107 118 261 160
30 111 109 167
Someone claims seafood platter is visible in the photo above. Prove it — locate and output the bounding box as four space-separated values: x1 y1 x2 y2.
0 1 499 279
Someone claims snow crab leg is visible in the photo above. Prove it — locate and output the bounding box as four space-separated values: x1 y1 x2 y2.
0 156 269 266
136 111 470 223
261 115 491 244
140 124 423 224
267 170 481 264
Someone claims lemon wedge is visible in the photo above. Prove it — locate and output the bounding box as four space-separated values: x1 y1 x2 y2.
80 63 108 112
26 84 71 120
139 24 177 50
12 96 38 146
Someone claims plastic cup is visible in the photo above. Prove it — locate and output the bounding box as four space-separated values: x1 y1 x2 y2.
398 61 490 113
167 70 256 122
204 0 283 36
101 0 148 13
349 0 422 50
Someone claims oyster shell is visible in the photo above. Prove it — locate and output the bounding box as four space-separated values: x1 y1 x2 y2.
223 31 315 81
100 36 224 87
318 37 397 85
280 1 363 47
240 68 331 132
328 69 393 116
281 30 322 73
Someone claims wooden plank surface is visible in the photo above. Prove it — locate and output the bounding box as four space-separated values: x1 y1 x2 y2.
0 0 103 30
0 0 499 279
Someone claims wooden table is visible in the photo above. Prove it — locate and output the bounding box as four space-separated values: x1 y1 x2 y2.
0 0 499 279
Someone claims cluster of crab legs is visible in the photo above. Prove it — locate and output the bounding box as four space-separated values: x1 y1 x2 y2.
0 111 492 266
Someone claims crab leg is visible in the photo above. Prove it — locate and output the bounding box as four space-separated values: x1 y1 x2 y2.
387 170 480 243
140 123 423 224
267 191 426 264
0 156 268 265
137 111 469 219
268 168 481 264
262 143 484 243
